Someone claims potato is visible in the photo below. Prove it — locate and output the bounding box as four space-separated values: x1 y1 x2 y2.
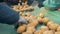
22 32 27 34
26 26 36 33
17 24 27 33
12 5 18 9
39 13 45 18
20 9 24 12
24 17 30 21
55 32 60 34
57 26 60 32
25 12 31 17
21 13 27 17
19 12 23 15
12 5 19 11
19 6 22 10
42 17 50 24
13 8 19 12
34 30 43 34
22 32 32 34
23 6 27 8
47 22 59 30
24 5 29 8
29 19 39 27
27 24 34 27
29 15 36 19
22 3 25 6
24 1 28 5
26 8 31 10
23 8 27 11
18 3 21 8
43 30 55 34
40 26 49 32
47 21 54 26
28 6 34 10
37 16 42 22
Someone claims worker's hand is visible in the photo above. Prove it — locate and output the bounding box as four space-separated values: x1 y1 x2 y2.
18 17 28 24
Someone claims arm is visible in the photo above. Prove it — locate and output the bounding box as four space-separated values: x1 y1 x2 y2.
0 2 19 24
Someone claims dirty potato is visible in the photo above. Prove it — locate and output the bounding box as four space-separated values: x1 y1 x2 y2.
55 32 60 34
57 26 60 32
26 26 36 33
47 22 59 30
43 30 55 34
42 17 50 24
17 24 27 33
34 30 43 34
40 26 49 32
29 19 39 27
37 16 42 23
39 13 45 18
22 32 33 34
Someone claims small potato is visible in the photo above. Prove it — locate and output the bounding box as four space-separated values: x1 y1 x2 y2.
40 26 49 32
26 6 34 10
47 22 59 30
29 16 37 19
19 6 22 10
29 19 39 27
13 8 20 12
19 12 23 15
17 24 27 33
26 31 33 34
21 13 27 17
29 6 34 9
27 24 35 27
18 3 21 7
22 32 27 34
57 26 60 32
18 3 20 5
22 3 25 6
24 1 28 5
39 13 45 18
42 17 50 24
21 13 31 17
24 17 30 21
25 12 31 17
23 8 27 11
55 32 60 34
13 5 18 9
34 30 43 34
12 5 19 11
20 9 24 12
22 32 32 34
29 15 37 19
26 8 31 10
24 5 29 8
47 21 54 26
26 26 36 33
23 6 27 8
21 14 25 17
37 16 42 22
43 30 55 34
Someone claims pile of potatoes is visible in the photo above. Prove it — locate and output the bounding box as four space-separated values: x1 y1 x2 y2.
12 1 34 13
17 12 60 34
11 1 60 34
